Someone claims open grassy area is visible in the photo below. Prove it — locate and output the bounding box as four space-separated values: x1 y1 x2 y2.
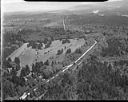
8 38 85 68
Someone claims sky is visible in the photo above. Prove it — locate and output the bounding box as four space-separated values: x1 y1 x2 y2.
2 0 123 13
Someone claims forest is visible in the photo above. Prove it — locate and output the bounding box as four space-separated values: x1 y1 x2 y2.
2 48 128 100
39 55 128 100
101 37 128 57
2 14 128 100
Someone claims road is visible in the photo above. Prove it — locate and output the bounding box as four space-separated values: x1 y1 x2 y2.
63 19 66 31
19 40 97 100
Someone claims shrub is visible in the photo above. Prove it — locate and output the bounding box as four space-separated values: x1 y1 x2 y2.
66 48 71 54
44 60 49 66
75 48 82 54
62 39 70 44
14 57 20 65
57 49 63 55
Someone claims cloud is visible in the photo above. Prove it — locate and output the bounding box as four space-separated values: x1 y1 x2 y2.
3 0 23 4
3 2 85 12
107 0 123 2
2 0 124 13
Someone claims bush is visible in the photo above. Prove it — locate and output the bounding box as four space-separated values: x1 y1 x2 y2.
45 41 52 49
44 60 49 66
20 65 30 77
62 39 70 44
75 48 82 54
66 48 71 54
57 49 63 55
14 57 20 65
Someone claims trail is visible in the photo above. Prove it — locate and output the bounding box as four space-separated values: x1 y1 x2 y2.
63 18 66 31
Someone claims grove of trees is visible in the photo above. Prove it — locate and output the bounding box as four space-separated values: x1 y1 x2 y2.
57 49 63 55
75 48 82 54
101 38 128 57
66 48 71 54
42 55 128 100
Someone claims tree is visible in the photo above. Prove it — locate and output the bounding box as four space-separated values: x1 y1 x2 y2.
51 36 54 41
57 49 63 55
45 41 52 49
11 75 25 87
14 57 20 65
3 58 12 68
3 79 16 99
41 68 52 79
3 60 12 68
34 62 41 73
32 63 35 73
66 48 71 54
51 61 54 67
27 43 30 48
62 39 70 44
38 43 42 49
20 65 30 77
16 64 20 71
11 68 17 77
25 65 30 75
75 48 82 54
7 57 12 62
76 55 128 100
44 38 48 44
20 67 26 77
44 60 49 66
39 61 44 67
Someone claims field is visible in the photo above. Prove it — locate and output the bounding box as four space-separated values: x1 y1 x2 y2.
8 38 85 68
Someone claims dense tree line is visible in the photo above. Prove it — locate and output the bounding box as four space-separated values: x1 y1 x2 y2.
75 48 82 54
66 48 71 54
3 48 128 100
101 37 128 57
77 55 128 100
45 41 52 49
43 71 77 100
62 39 70 44
41 55 128 100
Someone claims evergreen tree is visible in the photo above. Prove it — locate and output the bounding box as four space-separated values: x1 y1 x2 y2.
57 49 63 55
75 48 82 54
51 61 54 67
7 57 12 62
14 57 20 65
32 63 35 73
44 60 49 66
66 48 71 54
25 65 30 75
39 61 44 67
20 67 26 78
16 64 20 71
20 65 30 77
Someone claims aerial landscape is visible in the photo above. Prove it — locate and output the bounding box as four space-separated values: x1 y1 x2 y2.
2 0 128 100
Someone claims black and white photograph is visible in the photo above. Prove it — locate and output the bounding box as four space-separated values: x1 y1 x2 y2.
1 0 128 100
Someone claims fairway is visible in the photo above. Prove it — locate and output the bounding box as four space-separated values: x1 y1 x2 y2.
8 38 85 68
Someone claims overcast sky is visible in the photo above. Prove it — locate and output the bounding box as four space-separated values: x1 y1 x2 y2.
2 0 123 13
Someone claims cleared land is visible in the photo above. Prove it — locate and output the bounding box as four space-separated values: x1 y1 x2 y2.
8 38 85 68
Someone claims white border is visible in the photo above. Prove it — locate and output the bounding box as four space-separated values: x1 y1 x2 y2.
1 0 4 101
